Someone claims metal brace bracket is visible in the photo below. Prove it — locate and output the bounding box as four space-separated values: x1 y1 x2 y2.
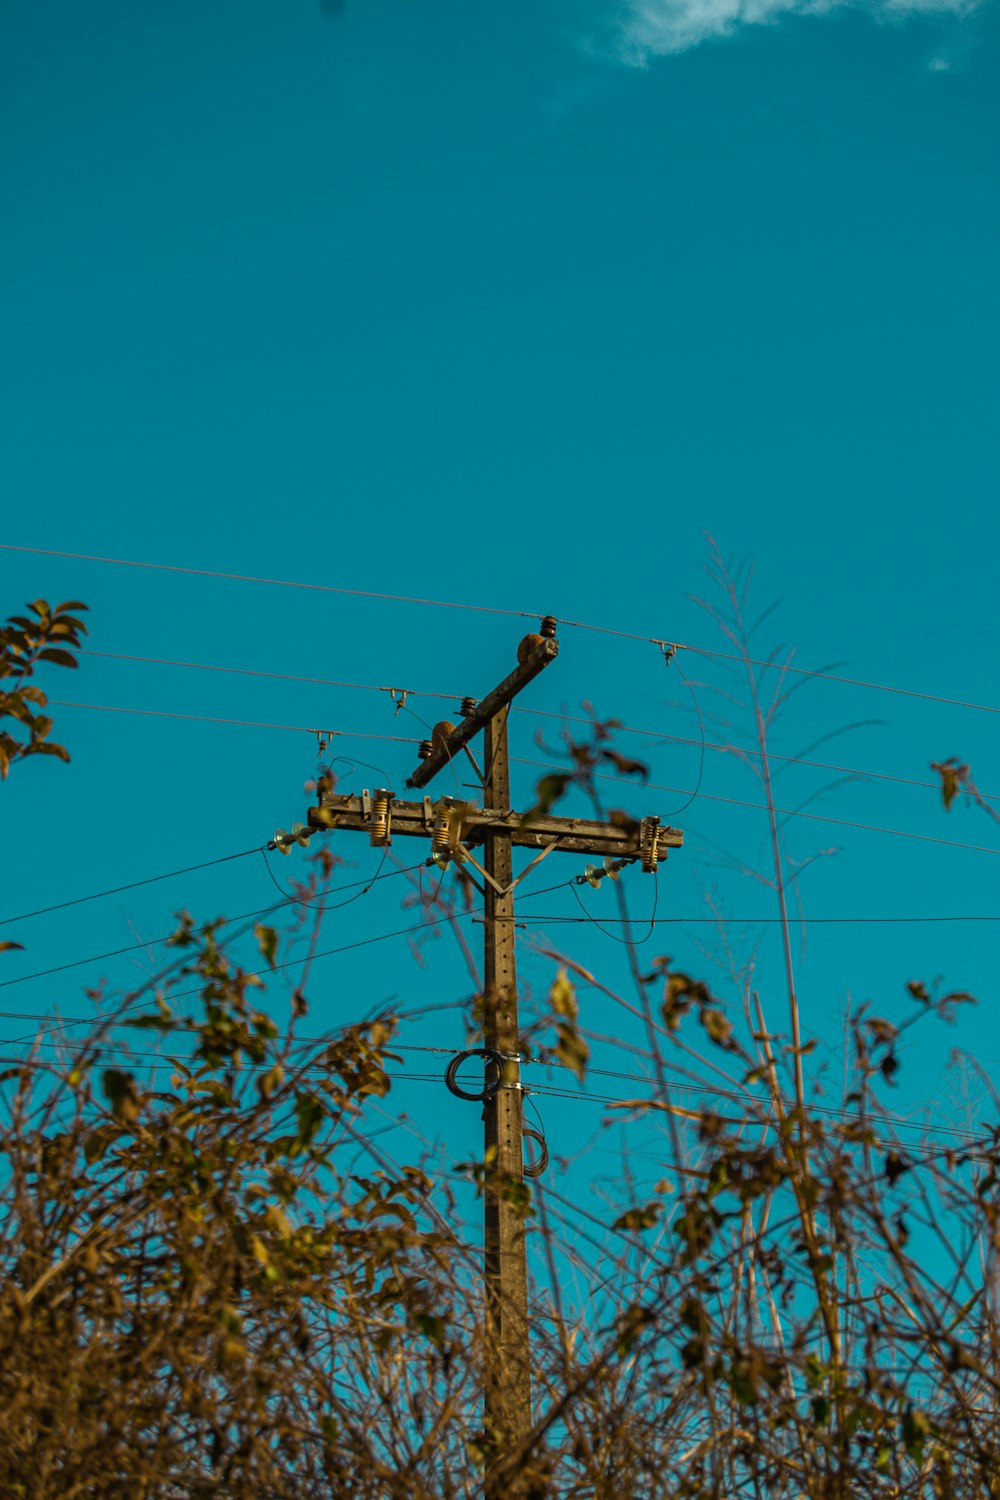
462 742 486 787
454 837 561 898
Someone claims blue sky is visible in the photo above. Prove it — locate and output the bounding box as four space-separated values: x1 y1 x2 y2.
2 0 998 1219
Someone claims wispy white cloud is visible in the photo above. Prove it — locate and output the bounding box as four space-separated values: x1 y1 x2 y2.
614 0 981 64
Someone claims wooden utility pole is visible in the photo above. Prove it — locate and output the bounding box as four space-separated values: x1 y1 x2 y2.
479 701 531 1457
295 622 683 1493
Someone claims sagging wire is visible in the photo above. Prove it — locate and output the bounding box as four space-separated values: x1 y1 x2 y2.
653 641 706 819
570 869 660 948
259 844 390 915
522 1091 550 1179
0 862 428 996
260 749 399 913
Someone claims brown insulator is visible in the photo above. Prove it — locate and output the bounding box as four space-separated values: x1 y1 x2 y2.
539 615 557 638
517 633 544 665
459 696 477 718
417 739 433 761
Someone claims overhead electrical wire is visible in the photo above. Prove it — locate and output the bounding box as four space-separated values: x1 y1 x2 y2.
47 700 420 742
0 543 541 624
5 541 999 717
1 846 264 928
39 700 1000 855
3 899 995 997
653 650 706 818
496 913 1000 926
0 860 427 991
520 710 999 801
76 648 459 703
61 647 1000 801
0 1034 992 1155
508 755 1000 856
0 908 480 1034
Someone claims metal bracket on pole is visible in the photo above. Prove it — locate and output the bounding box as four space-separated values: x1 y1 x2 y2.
454 837 561 899
463 742 487 787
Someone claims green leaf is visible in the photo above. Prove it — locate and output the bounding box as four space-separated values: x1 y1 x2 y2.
811 1395 830 1426
0 941 24 954
31 742 71 762
84 1123 122 1163
102 1068 141 1121
520 773 570 824
931 758 966 811
729 1359 758 1406
258 1064 284 1101
600 748 649 780
124 1013 175 1032
549 967 577 1018
556 1021 589 1081
700 1006 736 1050
613 1202 662 1232
415 1313 446 1348
37 648 78 668
255 923 279 968
294 1090 324 1145
902 1405 930 1460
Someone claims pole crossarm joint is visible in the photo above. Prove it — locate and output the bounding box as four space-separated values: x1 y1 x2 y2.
406 638 559 790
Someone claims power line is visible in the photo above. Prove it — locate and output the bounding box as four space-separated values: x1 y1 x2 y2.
0 543 539 622
69 647 999 801
48 699 420 743
1 846 262 928
41 700 1000 855
517 715 998 802
2 1034 991 1153
500 913 1000 925
514 756 1000 856
7 540 999 717
514 757 1000 857
68 651 995 804
680 641 1000 718
0 861 424 991
0 908 478 1035
77 648 459 704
